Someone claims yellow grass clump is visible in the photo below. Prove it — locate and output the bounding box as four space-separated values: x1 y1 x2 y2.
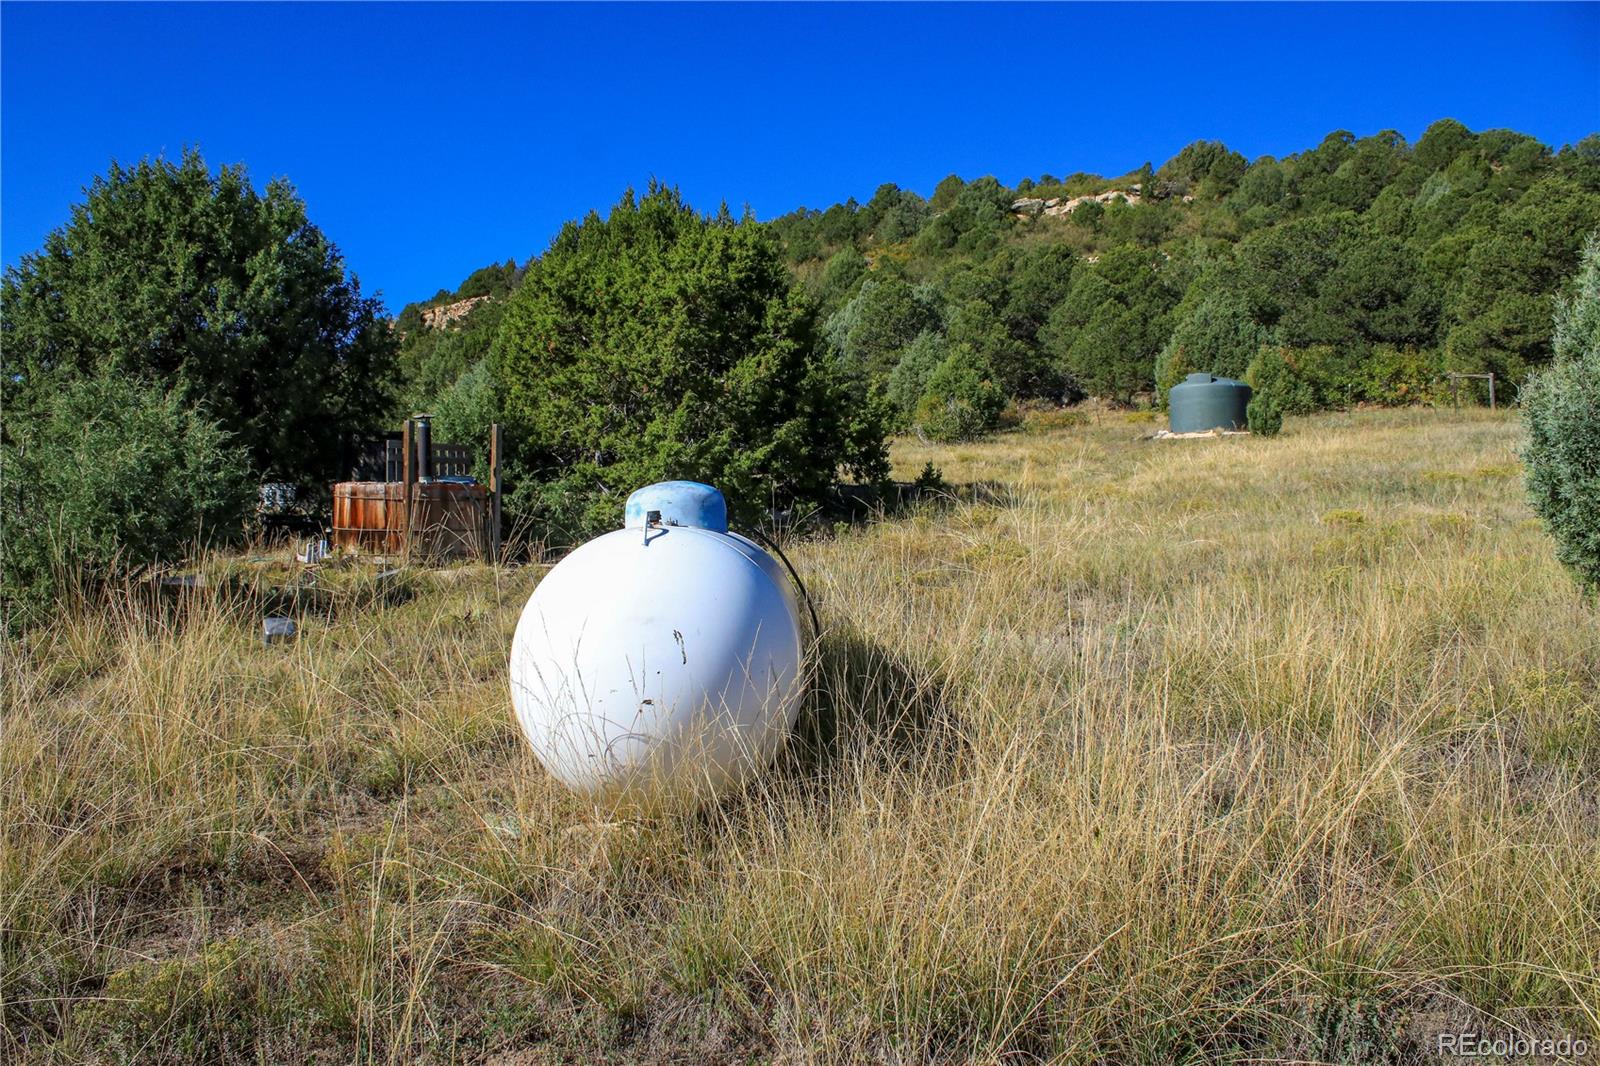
2 408 1596 1063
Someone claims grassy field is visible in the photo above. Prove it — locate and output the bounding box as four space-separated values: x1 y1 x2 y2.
4 408 1597 1064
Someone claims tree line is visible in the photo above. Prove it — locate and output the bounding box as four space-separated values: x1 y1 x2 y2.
4 121 1598 622
766 121 1599 416
402 120 1598 459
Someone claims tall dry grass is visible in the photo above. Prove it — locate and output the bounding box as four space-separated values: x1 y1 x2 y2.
2 408 1596 1063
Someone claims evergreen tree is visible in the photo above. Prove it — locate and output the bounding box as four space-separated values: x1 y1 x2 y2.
1042 246 1178 402
492 184 889 542
913 346 1007 443
1 150 396 485
1156 290 1268 397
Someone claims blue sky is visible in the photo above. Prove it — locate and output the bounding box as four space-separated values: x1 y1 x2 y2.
3 2 1597 310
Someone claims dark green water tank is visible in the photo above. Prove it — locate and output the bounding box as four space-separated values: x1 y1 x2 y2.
1168 373 1252 433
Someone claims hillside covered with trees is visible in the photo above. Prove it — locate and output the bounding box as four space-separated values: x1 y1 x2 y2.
399 119 1600 453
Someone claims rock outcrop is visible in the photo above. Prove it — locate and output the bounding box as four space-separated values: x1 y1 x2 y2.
1012 185 1141 217
1012 182 1195 218
421 295 490 330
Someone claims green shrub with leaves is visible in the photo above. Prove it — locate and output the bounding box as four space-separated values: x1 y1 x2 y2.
1293 344 1367 407
428 359 500 482
913 346 1007 443
1522 233 1600 592
1247 395 1284 437
492 184 890 543
1153 340 1199 407
1246 347 1315 415
1361 345 1447 405
1 372 252 626
886 331 950 426
1246 345 1361 415
912 460 948 493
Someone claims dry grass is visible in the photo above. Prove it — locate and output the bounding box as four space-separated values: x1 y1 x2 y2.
3 408 1596 1064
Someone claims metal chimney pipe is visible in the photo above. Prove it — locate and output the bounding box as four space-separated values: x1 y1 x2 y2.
413 415 433 482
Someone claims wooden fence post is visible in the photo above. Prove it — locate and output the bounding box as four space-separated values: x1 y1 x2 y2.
400 418 413 565
489 423 503 565
1488 373 1496 411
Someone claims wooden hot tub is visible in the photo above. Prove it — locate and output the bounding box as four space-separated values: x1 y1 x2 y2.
332 481 488 560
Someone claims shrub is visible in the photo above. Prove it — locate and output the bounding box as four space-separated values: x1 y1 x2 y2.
913 347 1007 443
1247 347 1316 415
1247 345 1359 415
1521 353 1599 590
1152 338 1198 405
1 372 252 625
1292 344 1366 407
428 358 500 481
886 331 950 426
1361 345 1446 406
1247 395 1284 436
912 461 948 493
1552 234 1600 359
1019 405 1088 433
1522 233 1600 592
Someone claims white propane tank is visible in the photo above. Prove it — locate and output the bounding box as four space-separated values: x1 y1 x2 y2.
509 482 805 802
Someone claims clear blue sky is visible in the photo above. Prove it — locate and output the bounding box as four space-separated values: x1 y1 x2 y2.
4 2 1597 311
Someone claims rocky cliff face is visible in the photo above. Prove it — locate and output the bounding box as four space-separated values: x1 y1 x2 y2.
421 295 490 330
1013 187 1140 216
1012 183 1194 218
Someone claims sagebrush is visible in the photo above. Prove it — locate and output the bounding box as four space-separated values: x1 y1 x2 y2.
1522 232 1600 591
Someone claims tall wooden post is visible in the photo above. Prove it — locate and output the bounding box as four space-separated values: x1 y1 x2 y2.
489 423 503 565
1488 373 1496 411
400 418 413 565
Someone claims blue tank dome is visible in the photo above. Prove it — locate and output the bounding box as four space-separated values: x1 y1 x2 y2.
623 481 729 533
